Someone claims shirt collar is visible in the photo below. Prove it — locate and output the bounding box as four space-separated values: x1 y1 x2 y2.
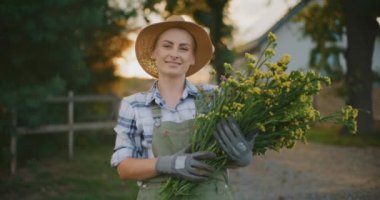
145 79 199 106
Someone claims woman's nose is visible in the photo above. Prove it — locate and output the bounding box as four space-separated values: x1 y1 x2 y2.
168 49 180 59
169 52 179 60
169 55 179 60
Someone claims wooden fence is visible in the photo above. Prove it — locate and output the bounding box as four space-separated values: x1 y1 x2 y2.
10 91 121 174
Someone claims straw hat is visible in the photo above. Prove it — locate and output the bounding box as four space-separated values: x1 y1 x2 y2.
135 15 214 78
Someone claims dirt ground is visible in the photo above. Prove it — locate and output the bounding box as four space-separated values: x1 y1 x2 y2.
229 143 380 200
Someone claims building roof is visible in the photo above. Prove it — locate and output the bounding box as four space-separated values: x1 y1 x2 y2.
236 0 312 55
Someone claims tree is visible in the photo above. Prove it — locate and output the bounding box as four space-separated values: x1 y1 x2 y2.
295 0 380 134
341 0 380 134
0 0 135 127
143 0 235 82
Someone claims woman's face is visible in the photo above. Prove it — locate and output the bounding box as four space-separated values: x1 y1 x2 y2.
151 28 195 78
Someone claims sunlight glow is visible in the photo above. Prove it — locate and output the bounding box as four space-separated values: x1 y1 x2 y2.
229 0 300 44
114 48 151 79
113 44 212 83
114 0 300 82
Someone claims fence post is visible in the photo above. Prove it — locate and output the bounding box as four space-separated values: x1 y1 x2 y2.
68 91 74 160
10 108 17 174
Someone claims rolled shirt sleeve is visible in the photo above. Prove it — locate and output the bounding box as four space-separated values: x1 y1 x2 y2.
111 98 144 167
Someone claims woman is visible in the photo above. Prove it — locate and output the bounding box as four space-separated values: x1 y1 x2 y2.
111 15 256 199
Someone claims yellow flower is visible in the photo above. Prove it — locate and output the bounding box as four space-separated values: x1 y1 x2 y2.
232 102 244 112
282 81 291 88
236 71 244 80
265 48 276 58
323 77 332 86
277 73 289 82
273 74 281 82
209 69 216 76
309 70 316 77
222 105 229 112
253 69 265 78
266 89 275 97
265 62 278 71
244 53 256 63
265 99 272 107
299 94 309 102
197 113 207 120
352 109 358 118
226 78 239 88
305 108 317 120
265 71 274 78
316 82 321 91
248 87 261 95
244 78 255 86
256 123 266 132
268 32 277 43
341 106 358 122
247 63 255 71
224 63 233 75
295 128 304 138
278 54 291 66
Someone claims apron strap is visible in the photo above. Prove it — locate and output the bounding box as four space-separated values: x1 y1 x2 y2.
150 103 162 128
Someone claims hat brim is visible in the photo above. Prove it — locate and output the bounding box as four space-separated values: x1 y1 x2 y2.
135 20 213 78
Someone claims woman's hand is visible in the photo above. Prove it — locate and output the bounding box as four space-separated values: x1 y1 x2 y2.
155 145 216 182
213 117 258 167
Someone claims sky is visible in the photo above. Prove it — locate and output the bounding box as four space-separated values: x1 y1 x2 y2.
114 0 300 80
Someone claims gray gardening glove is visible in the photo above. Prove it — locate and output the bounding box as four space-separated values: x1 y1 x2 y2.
214 117 258 167
155 145 216 182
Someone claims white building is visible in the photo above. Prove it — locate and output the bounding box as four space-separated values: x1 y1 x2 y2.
235 0 380 73
235 0 380 122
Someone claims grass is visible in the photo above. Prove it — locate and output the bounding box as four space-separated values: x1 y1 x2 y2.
0 132 139 200
1 126 379 200
306 125 380 147
2 77 377 199
0 77 155 200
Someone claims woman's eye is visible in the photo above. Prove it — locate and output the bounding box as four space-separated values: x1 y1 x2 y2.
180 48 189 51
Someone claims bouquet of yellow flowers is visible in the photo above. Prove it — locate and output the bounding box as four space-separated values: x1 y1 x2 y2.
159 32 358 199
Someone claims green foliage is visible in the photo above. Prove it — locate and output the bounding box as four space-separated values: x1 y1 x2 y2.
293 0 345 80
0 76 66 127
159 32 358 200
0 0 134 127
307 126 380 146
294 0 380 133
0 134 139 200
294 0 380 83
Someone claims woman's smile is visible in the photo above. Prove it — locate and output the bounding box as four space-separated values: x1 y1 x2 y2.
165 60 182 67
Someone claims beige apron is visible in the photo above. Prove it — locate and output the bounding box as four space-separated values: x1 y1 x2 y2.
136 104 234 200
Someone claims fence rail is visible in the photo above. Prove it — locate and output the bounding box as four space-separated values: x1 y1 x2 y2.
10 91 120 174
47 95 119 102
16 121 116 134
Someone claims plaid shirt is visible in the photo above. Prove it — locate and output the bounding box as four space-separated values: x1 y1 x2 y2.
110 80 216 167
